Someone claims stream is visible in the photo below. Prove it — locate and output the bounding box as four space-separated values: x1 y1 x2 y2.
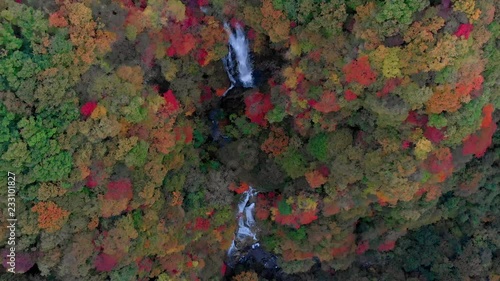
220 23 285 279
224 187 286 280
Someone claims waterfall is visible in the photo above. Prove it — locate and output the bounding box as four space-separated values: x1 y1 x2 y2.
221 21 285 277
225 186 284 277
221 22 258 255
222 22 255 97
227 186 259 259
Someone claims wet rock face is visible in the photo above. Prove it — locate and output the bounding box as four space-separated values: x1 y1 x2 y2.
219 88 248 117
225 245 284 280
225 246 326 280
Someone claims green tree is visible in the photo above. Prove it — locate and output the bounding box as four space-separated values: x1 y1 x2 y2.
277 149 307 179
375 0 429 36
307 133 330 162
31 151 73 182
125 141 149 168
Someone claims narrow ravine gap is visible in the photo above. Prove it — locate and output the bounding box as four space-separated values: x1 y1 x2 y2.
220 21 286 280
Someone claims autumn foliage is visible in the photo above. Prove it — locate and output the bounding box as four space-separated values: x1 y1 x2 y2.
305 170 328 188
81 102 98 117
462 104 497 158
31 201 70 233
105 179 133 201
342 56 377 87
229 182 250 194
163 90 181 113
2 0 498 279
311 91 341 113
378 240 397 252
244 92 274 126
344 89 358 101
272 195 319 229
94 253 119 272
455 23 474 39
261 127 289 156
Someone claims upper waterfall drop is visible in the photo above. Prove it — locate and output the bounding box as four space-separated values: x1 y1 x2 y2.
222 22 255 96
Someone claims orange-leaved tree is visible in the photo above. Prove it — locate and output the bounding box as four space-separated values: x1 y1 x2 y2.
31 201 70 233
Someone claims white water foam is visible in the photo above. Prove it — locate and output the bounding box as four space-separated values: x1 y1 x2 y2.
227 186 259 257
222 22 254 96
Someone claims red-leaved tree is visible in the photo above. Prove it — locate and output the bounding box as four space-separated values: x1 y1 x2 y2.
462 104 497 158
245 92 274 126
342 56 377 87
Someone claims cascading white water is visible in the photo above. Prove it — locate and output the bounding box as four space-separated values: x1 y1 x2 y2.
221 21 260 263
222 22 255 96
227 186 259 258
225 186 284 275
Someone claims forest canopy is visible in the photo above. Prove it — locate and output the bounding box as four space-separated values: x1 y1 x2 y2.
0 0 498 280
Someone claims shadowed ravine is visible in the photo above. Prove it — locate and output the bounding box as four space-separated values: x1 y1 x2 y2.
221 23 284 279
217 22 327 281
